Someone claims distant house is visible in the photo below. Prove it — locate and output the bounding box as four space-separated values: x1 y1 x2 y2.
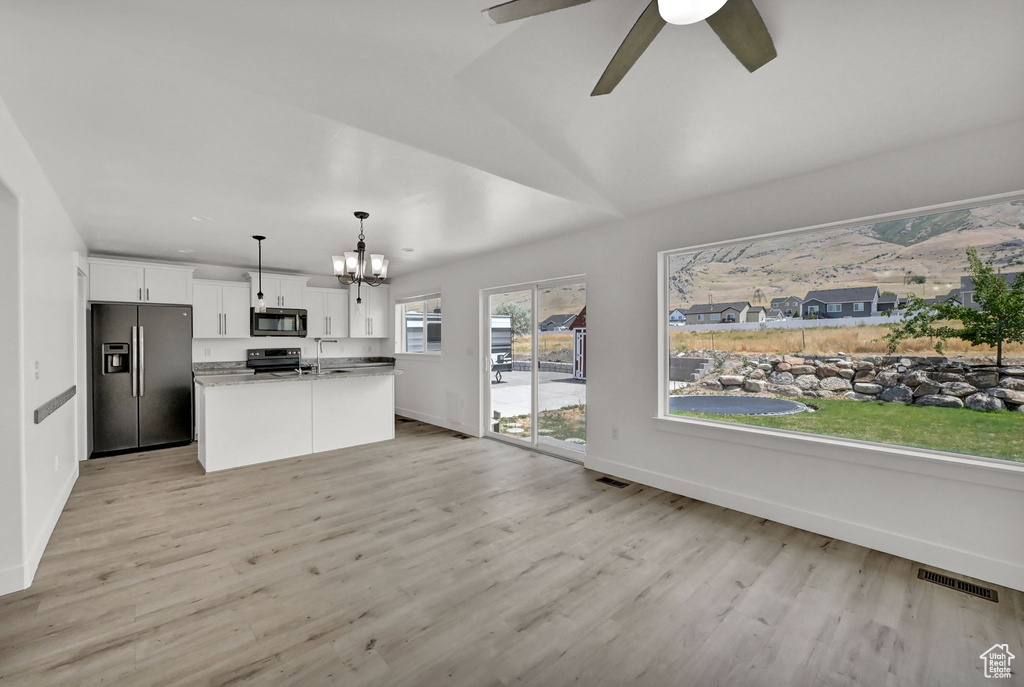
769 296 803 317
538 313 576 331
668 308 686 323
745 306 766 323
801 286 880 318
765 307 785 320
684 301 750 325
923 288 960 306
959 272 1022 310
876 294 904 313
568 307 586 380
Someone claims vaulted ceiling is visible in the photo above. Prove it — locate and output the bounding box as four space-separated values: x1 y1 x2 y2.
0 0 1021 275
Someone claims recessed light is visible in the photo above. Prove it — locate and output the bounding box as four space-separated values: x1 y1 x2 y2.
177 249 195 254
190 216 212 222
401 248 414 252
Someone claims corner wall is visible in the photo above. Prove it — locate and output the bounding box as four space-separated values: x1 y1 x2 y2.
0 93 86 595
387 119 1024 591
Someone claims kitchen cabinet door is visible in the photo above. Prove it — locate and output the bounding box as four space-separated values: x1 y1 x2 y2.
305 291 327 338
143 267 191 304
325 290 349 338
221 284 251 338
278 279 305 309
90 263 144 303
349 286 388 338
192 283 223 338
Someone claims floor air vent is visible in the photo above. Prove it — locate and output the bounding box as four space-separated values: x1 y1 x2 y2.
452 433 471 440
917 568 998 602
596 476 629 488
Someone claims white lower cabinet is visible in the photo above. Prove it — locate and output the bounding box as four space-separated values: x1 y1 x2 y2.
349 285 388 338
192 280 251 338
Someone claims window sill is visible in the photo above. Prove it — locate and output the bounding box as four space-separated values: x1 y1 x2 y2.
653 414 1024 491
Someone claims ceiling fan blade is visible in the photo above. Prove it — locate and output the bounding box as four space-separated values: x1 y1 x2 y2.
704 0 776 72
591 0 666 96
482 0 590 25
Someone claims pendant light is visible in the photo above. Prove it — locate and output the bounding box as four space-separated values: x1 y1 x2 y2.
253 235 267 313
332 211 388 306
658 0 729 25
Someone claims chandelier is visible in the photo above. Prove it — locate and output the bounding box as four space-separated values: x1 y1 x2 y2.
332 211 388 304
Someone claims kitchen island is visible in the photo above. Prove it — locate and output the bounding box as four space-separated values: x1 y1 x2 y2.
194 366 401 472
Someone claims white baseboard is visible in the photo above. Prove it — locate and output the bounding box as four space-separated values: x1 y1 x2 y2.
0 563 26 596
395 408 479 436
23 462 78 587
585 455 1024 593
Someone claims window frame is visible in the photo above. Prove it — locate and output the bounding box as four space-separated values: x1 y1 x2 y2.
826 303 842 313
656 190 1024 477
394 292 442 358
853 302 865 312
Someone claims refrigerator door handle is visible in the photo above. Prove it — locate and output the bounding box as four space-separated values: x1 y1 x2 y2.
131 325 138 397
139 326 145 397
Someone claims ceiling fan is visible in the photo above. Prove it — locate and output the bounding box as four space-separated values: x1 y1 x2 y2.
482 0 776 96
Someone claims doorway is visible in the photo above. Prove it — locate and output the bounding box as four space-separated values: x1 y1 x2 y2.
484 278 587 460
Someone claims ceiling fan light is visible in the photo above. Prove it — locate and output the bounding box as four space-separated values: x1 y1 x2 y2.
658 0 728 25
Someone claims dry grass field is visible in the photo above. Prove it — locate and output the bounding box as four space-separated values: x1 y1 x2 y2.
670 323 1024 357
510 333 573 358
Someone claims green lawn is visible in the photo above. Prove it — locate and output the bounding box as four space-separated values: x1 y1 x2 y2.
673 398 1024 463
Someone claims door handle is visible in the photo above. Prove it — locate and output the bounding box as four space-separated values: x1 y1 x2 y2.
139 326 145 397
131 326 138 397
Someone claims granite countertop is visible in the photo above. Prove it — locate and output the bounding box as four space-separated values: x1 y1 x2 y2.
195 366 401 388
194 357 395 379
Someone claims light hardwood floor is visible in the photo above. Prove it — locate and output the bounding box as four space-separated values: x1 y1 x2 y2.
1 420 1021 686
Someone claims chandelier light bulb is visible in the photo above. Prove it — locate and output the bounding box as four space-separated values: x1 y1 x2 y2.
658 0 728 25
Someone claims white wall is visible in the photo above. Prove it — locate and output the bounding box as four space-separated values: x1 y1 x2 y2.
0 94 86 595
387 118 1024 591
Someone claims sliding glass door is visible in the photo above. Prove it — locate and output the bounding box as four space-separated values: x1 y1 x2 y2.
484 279 586 459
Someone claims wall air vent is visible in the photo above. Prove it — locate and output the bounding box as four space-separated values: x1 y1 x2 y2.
596 476 629 488
917 568 998 602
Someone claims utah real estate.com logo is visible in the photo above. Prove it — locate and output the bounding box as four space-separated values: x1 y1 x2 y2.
980 644 1015 679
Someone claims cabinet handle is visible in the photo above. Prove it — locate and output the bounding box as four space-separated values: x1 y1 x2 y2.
223 313 227 336
328 316 332 335
139 288 143 301
146 288 150 301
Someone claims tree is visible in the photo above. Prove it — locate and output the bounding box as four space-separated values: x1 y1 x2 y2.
493 301 530 362
885 248 1024 366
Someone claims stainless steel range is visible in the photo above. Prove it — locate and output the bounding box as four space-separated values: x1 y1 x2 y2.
246 348 313 375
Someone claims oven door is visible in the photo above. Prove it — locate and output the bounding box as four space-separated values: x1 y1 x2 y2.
250 308 308 337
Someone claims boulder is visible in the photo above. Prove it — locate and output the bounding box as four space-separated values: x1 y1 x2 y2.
843 391 877 401
838 369 856 380
818 365 840 377
744 379 768 393
853 383 883 395
854 370 876 382
769 371 795 385
902 370 930 387
701 380 723 391
853 361 874 371
794 375 820 390
913 381 943 398
747 368 766 380
899 358 914 367
880 385 914 404
757 363 773 372
819 377 852 392
782 355 805 365
836 361 854 369
932 372 966 383
965 393 1005 412
769 384 803 398
999 377 1024 391
1001 389 1024 405
999 367 1024 377
915 394 964 409
940 381 978 398
789 365 816 376
966 371 999 388
875 370 899 388
802 390 835 399
719 375 745 386
775 362 792 372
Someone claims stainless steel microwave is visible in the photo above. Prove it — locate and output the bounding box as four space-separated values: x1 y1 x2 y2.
250 307 307 337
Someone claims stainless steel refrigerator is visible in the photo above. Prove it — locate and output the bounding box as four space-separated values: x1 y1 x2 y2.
91 304 193 455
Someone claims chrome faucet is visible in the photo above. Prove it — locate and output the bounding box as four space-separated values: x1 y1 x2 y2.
314 338 338 374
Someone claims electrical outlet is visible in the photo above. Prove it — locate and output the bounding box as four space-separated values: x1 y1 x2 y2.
54 453 59 471
34 361 40 380
204 348 212 357
611 427 619 440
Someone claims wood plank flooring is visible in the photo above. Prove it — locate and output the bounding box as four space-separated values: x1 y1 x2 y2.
1 420 1020 686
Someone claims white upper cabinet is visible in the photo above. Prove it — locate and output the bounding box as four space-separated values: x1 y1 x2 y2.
192 280 251 339
246 272 307 309
349 285 388 338
306 288 350 338
89 259 193 304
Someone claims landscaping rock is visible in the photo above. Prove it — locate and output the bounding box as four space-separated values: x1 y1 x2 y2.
1000 367 1024 377
818 365 840 377
769 371 795 385
999 377 1024 391
903 370 931 387
838 369 856 380
794 375 820 390
757 363 773 372
915 395 964 409
854 370 876 382
1001 389 1024 405
843 391 878 401
940 382 978 398
744 379 768 393
719 375 745 387
775 362 792 372
769 384 803 398
802 390 836 399
853 361 874 371
913 381 943 398
853 383 883 395
875 370 899 388
747 368 766 380
932 372 966 383
965 393 1005 412
966 371 999 388
899 358 914 367
880 385 914 404
789 365 816 376
782 355 805 365
836 361 854 369
819 377 852 392
701 380 723 391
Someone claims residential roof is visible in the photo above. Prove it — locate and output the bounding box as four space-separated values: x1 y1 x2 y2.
803 286 880 304
770 296 802 307
685 301 750 315
539 313 576 327
748 306 765 313
960 272 1023 292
